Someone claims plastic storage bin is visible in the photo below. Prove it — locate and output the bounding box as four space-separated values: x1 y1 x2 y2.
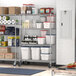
41 47 50 53
51 35 55 44
31 47 40 60
38 37 45 44
43 22 50 28
21 47 30 60
36 22 42 28
41 30 47 37
46 34 51 44
41 54 50 60
51 23 55 28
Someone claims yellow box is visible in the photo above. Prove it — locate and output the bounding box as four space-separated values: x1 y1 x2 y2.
1 41 8 46
8 36 15 39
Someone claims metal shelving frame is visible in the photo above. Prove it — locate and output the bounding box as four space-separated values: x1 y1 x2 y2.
0 14 21 66
20 14 56 67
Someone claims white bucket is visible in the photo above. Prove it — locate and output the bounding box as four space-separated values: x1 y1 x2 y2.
38 37 45 44
31 47 40 60
21 47 30 60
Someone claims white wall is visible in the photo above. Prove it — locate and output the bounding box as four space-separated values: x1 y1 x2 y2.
56 0 75 65
0 0 56 7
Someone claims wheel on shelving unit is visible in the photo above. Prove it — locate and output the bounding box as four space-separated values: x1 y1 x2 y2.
18 61 22 66
24 61 30 65
13 61 16 66
48 64 51 68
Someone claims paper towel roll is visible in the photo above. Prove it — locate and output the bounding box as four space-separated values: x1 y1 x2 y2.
7 20 11 24
11 20 16 24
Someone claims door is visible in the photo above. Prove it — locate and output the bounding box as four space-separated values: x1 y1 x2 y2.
56 10 75 65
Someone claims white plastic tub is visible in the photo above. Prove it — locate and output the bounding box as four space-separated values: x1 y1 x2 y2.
41 47 50 53
41 54 50 60
31 47 40 60
38 37 45 44
51 35 56 44
36 23 42 28
21 47 30 60
46 34 51 44
51 23 56 28
43 22 50 28
41 30 47 37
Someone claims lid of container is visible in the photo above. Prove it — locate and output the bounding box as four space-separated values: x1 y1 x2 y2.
44 21 50 23
47 15 56 17
41 30 48 31
38 37 46 38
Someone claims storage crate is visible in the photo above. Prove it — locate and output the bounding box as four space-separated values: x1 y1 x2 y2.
0 7 8 15
41 54 50 60
0 53 5 59
9 7 21 15
21 47 30 60
31 47 40 60
41 47 50 53
0 47 11 53
5 53 15 59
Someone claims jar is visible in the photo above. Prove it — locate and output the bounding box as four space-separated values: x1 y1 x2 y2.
21 4 27 14
40 8 46 14
26 4 34 14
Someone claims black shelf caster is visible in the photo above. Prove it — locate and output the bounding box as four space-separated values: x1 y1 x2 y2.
48 64 51 68
18 61 22 66
13 61 16 66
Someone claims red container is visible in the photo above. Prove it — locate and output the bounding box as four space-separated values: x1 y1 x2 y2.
45 8 54 14
0 25 5 31
40 8 46 14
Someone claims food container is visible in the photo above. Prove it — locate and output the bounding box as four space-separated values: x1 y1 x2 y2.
41 54 50 60
46 34 51 44
21 4 27 14
40 16 46 22
40 8 46 14
32 7 38 14
45 8 54 14
0 30 5 35
0 35 4 41
25 4 34 14
21 47 30 60
41 30 47 37
43 22 50 28
51 23 56 28
41 47 50 53
8 36 15 46
51 35 56 44
1 41 8 46
22 20 30 28
38 37 45 44
31 47 40 60
47 15 56 23
36 22 42 28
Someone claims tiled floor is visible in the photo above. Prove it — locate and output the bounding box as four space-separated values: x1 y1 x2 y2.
0 63 75 76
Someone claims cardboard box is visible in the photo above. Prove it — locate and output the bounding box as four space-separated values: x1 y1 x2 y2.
0 53 5 59
9 7 21 15
0 47 11 53
0 7 8 15
5 53 15 59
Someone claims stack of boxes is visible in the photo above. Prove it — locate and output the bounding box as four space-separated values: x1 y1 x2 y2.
0 47 15 59
0 7 21 15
